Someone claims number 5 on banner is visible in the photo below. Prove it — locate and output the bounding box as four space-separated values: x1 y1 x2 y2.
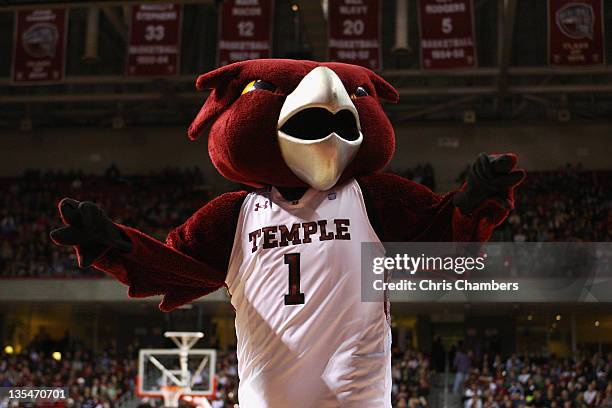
442 17 453 34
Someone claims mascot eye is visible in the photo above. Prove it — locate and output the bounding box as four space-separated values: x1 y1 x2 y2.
352 86 369 99
241 80 277 95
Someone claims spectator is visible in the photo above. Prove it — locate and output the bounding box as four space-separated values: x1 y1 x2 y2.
584 381 598 406
454 344 471 394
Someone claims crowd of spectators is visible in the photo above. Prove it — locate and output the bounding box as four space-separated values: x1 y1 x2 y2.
391 347 432 407
0 331 136 408
0 330 241 408
3 330 612 408
0 163 610 278
490 164 611 242
207 351 239 407
458 351 612 407
8 332 611 407
0 166 208 278
0 332 432 408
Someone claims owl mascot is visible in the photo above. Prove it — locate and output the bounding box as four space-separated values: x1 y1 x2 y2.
52 59 524 407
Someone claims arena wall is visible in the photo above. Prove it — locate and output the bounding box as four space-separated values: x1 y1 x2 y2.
2 121 610 191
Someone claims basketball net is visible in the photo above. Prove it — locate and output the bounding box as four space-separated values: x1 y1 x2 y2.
161 385 183 408
161 385 213 408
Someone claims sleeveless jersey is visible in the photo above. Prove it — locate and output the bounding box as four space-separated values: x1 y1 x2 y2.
226 178 390 408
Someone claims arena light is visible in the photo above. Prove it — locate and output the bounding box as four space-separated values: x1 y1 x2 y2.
291 4 299 12
463 110 476 124
112 115 126 130
52 351 62 361
392 0 410 53
555 314 561 321
19 117 32 132
595 320 600 327
4 345 14 354
527 314 533 321
82 6 100 62
557 109 571 122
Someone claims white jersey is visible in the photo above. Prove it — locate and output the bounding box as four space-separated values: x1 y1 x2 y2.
226 178 390 408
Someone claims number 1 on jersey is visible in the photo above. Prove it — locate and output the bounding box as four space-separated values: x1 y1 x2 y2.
284 253 305 305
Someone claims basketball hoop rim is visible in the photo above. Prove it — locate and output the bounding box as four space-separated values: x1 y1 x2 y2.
135 375 218 401
161 385 182 393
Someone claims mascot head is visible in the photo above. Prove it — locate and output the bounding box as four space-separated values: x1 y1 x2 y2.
188 59 398 190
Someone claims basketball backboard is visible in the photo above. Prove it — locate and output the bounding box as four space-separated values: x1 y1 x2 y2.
137 332 217 406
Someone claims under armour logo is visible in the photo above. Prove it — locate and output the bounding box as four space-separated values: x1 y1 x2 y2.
254 201 269 211
328 192 337 200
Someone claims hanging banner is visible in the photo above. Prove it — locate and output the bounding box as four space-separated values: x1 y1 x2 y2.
217 0 274 66
127 4 181 76
12 8 67 83
548 0 605 66
417 0 477 70
328 0 381 70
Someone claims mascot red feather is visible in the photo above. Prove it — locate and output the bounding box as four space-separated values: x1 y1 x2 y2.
51 59 524 407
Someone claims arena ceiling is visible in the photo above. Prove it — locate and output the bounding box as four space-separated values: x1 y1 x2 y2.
0 0 611 129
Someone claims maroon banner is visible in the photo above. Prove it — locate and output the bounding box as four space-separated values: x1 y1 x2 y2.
548 0 605 66
328 0 381 70
418 0 477 70
12 8 67 83
217 0 274 66
127 4 181 76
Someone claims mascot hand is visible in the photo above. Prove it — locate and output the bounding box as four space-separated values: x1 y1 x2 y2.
50 198 132 267
454 153 525 215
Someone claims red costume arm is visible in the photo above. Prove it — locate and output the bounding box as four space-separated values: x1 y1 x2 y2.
357 173 511 242
93 191 248 311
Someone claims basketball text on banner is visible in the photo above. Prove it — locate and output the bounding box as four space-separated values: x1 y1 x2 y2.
548 0 605 67
217 0 274 66
127 4 182 76
417 0 477 70
327 0 381 70
12 8 67 83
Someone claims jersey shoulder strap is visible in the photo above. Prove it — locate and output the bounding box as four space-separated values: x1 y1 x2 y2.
354 177 384 240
